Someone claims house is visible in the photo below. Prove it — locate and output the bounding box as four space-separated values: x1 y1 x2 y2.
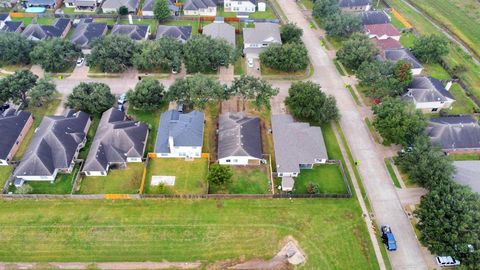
183 0 217 16
203 21 235 46
360 11 390 25
143 0 179 16
1 21 24 33
381 48 423 75
364 23 400 40
64 0 97 11
453 161 480 193
70 19 107 48
427 116 480 154
243 22 282 59
111 24 150 41
13 110 91 183
154 109 205 158
82 108 148 177
271 114 328 191
402 77 455 112
217 113 262 165
371 37 402 51
224 0 256 13
0 13 10 29
102 0 139 13
338 0 371 12
25 0 58 8
22 18 71 41
0 109 33 166
258 0 266 12
156 25 192 43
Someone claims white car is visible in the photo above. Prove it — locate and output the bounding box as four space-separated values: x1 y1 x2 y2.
436 256 460 267
76 57 85 67
247 58 254 68
117 93 127 105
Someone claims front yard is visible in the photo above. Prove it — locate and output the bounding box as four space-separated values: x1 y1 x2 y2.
293 164 348 194
78 163 144 194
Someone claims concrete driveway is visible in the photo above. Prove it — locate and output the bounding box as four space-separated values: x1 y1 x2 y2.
246 58 261 77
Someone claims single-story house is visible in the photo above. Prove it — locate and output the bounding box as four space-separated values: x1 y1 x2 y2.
25 0 59 9
21 18 71 41
70 19 108 48
203 21 236 46
0 109 33 166
143 0 179 16
271 114 328 191
111 24 150 41
13 110 91 183
82 108 148 177
371 37 402 51
427 116 480 154
0 13 10 29
183 0 217 16
154 109 205 158
364 23 400 40
1 21 23 33
156 25 192 43
243 22 282 59
360 10 390 25
402 76 455 112
224 0 256 13
453 161 480 193
64 0 97 11
381 48 423 75
338 0 371 12
217 113 263 165
102 0 139 13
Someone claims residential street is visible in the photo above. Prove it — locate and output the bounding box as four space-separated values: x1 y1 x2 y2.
274 0 428 269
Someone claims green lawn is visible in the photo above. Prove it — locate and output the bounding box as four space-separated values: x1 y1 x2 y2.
78 116 100 160
128 104 167 155
0 199 380 269
36 17 55 25
448 153 480 161
94 18 117 25
298 0 314 10
202 103 220 157
333 59 345 76
422 62 450 80
210 166 270 194
144 158 209 194
13 165 79 194
449 83 480 115
326 35 345 50
164 20 200 34
294 164 348 194
249 7 277 19
234 34 245 75
216 7 237 17
260 63 308 77
11 17 34 27
78 163 144 194
0 166 12 190
399 32 416 48
384 159 401 188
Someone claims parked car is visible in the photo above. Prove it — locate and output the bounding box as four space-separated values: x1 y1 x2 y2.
436 256 460 267
76 57 85 67
381 225 397 251
117 93 127 105
247 58 254 68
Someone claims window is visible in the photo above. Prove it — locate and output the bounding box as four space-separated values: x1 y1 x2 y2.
86 172 90 176
226 159 231 163
432 108 438 112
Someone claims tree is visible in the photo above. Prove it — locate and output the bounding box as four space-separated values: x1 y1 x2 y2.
280 23 303 43
66 82 115 114
451 64 467 78
133 38 183 72
0 70 37 105
336 33 378 70
306 182 320 194
208 164 233 186
168 74 228 109
229 75 279 110
154 0 171 22
127 78 165 110
30 38 82 72
312 0 339 18
87 35 137 73
324 12 362 37
285 81 340 124
260 43 309 72
118 6 129 15
0 32 34 65
29 77 58 107
183 35 235 73
373 98 426 146
412 34 449 63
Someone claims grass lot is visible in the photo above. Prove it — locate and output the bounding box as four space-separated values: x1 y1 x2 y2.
399 32 416 48
12 165 79 194
0 199 380 269
144 158 209 194
448 153 480 161
298 0 313 10
13 99 61 161
11 17 34 26
78 163 144 194
78 116 100 160
216 7 237 17
234 34 245 75
128 104 168 154
449 83 480 115
119 18 158 35
94 18 117 25
164 20 200 34
346 84 361 106
384 159 401 188
210 166 270 194
0 166 12 190
421 62 451 80
326 35 345 50
260 63 308 77
249 6 277 19
36 17 55 25
202 103 220 157
293 164 348 194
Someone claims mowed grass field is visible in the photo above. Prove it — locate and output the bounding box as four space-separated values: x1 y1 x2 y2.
0 199 380 269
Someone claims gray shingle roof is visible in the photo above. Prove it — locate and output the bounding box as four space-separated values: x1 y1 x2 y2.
14 110 90 177
183 0 216 11
0 13 8 21
21 18 70 40
102 0 139 11
203 22 235 46
1 21 23 32
0 109 32 161
339 0 371 8
272 114 328 174
217 113 262 160
144 0 178 11
82 108 148 172
453 161 480 193
155 109 204 153
156 25 191 43
26 0 56 6
111 24 149 40
383 48 423 69
402 76 454 103
360 11 390 25
70 21 107 47
243 22 281 44
427 116 480 151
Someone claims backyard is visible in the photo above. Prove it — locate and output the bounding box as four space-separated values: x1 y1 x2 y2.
0 166 12 190
210 165 271 194
78 163 145 194
128 104 167 154
293 164 348 194
9 165 80 194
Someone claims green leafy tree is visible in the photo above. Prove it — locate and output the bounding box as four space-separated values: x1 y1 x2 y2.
451 64 467 78
154 0 171 22
208 164 233 186
183 35 235 73
168 74 228 109
412 34 449 63
324 12 362 37
87 35 137 73
29 77 58 107
260 43 309 72
336 33 378 70
66 82 115 114
229 75 279 110
0 32 34 65
30 38 82 72
127 78 165 110
118 6 129 15
133 38 183 72
306 182 320 194
0 70 37 105
280 23 303 43
312 0 339 18
285 81 340 124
